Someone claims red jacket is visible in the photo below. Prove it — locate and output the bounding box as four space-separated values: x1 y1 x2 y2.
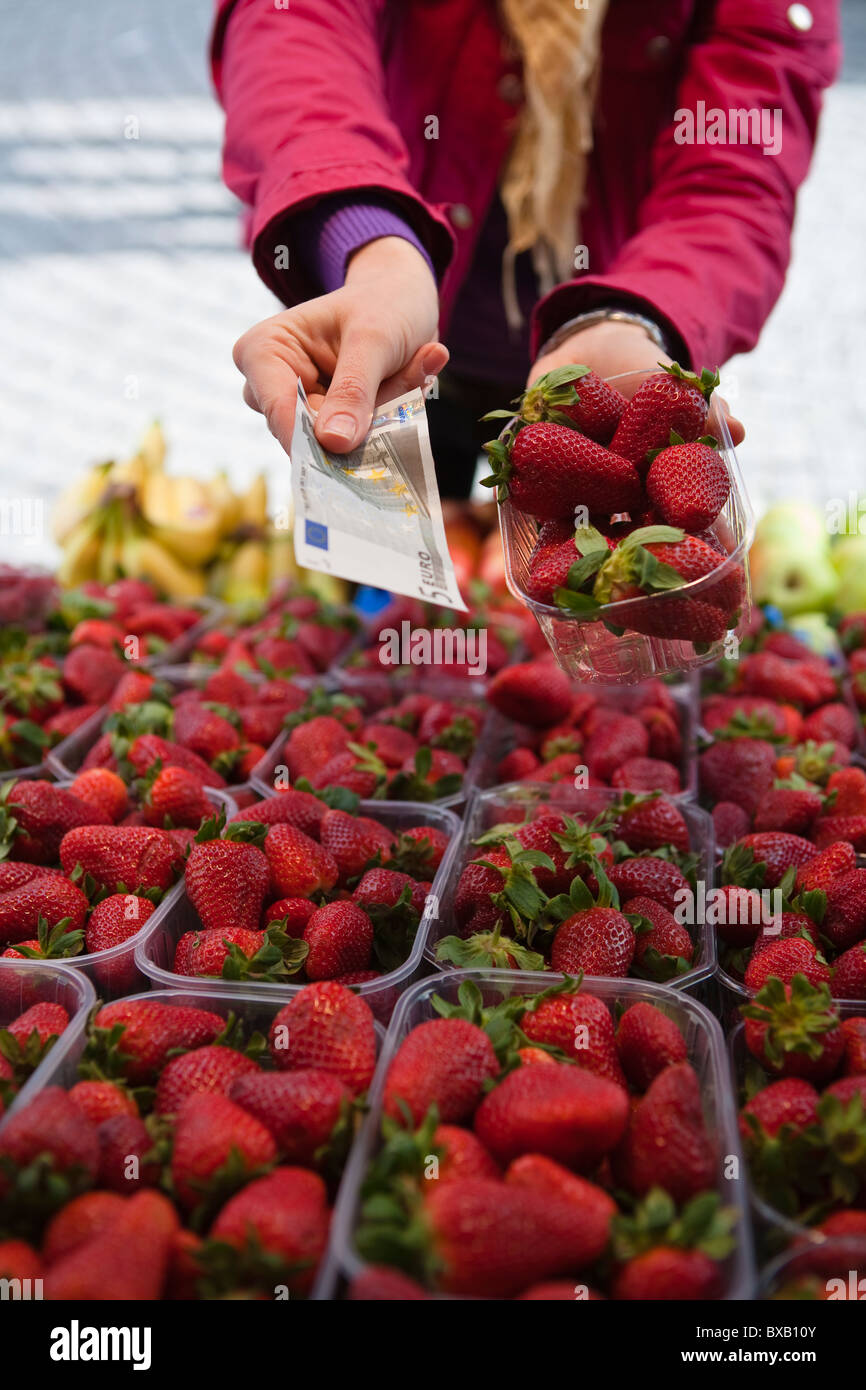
211 0 840 368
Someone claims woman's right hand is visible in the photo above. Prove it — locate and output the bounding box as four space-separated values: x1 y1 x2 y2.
233 236 448 455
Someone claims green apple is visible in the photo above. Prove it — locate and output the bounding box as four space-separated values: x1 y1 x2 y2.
754 502 830 553
787 611 842 660
831 534 866 613
750 541 839 616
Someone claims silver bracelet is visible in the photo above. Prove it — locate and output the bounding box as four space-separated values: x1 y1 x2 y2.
539 308 671 357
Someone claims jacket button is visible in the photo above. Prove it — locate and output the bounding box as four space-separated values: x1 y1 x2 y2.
786 3 813 29
450 204 473 230
645 35 672 61
498 73 523 105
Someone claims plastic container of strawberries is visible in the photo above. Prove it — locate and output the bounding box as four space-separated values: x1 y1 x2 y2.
252 673 494 812
4 784 237 1001
498 371 755 685
476 677 700 799
757 1234 866 1298
133 797 462 1021
0 959 95 1123
728 1010 866 1247
0 984 382 1300
424 784 717 989
329 968 756 1299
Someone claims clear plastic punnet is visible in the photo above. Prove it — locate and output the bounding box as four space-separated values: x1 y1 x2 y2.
134 798 462 1021
330 968 756 1300
498 371 755 684
425 784 717 990
0 984 382 1300
0 959 95 1123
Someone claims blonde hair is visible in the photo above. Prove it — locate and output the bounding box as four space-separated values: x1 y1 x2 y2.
498 0 610 326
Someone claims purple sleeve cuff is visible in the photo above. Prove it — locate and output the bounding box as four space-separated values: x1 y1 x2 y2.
293 196 436 293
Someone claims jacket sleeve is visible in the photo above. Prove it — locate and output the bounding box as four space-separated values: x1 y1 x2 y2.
532 0 842 370
211 0 454 306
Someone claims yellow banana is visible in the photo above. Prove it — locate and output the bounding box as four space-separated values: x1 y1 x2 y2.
223 539 269 605
52 463 113 544
139 473 222 567
120 533 206 600
296 566 351 605
266 526 298 589
238 473 268 529
131 420 166 474
206 472 244 536
57 517 102 587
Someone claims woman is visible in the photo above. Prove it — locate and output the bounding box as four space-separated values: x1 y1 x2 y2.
212 0 839 495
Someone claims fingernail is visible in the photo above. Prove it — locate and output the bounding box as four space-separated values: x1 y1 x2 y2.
321 414 356 444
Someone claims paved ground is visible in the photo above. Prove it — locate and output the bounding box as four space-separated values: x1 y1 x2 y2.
0 0 864 566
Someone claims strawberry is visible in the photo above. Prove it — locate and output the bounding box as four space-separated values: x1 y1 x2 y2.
823 869 866 950
263 897 316 937
62 644 127 705
526 536 583 605
67 1080 138 1125
311 747 388 799
701 693 798 741
59 824 182 893
3 779 107 864
551 906 636 977
831 943 866 1000
268 982 376 1096
384 1018 498 1126
84 892 154 953
738 652 832 710
0 875 88 944
319 809 395 883
390 824 450 875
44 1190 179 1300
841 1018 866 1075
229 788 326 837
611 756 681 795
593 529 742 632
607 856 690 914
609 363 718 472
796 841 857 892
744 938 831 993
646 436 730 531
96 1112 160 1192
88 999 225 1083
826 766 866 817
360 722 419 767
748 909 819 961
264 822 339 898
475 1062 628 1169
505 1152 616 1260
521 989 626 1085
140 765 213 829
742 975 845 1082
616 1002 688 1090
430 1125 501 1184
127 733 225 788
41 1190 126 1264
107 669 156 712
5 1001 68 1049
625 895 695 979
171 1092 276 1212
699 738 777 815
205 1167 330 1298
173 926 273 979
0 1241 40 1281
173 701 239 763
711 801 752 849
739 1077 820 1145
613 1062 714 1201
412 1180 598 1297
800 702 857 748
69 768 129 823
612 1247 723 1300
284 715 351 779
0 1086 100 1182
512 365 627 443
615 794 689 854
584 715 649 782
483 420 644 520
487 661 573 728
752 787 823 836
813 814 866 852
725 831 817 889
229 1069 351 1164
303 901 373 979
154 1044 260 1115
185 833 270 934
